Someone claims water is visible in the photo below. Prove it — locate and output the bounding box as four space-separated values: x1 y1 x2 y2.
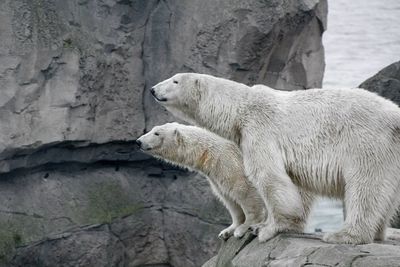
306 0 400 233
323 0 400 88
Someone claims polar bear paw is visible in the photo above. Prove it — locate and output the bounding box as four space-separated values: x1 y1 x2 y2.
322 230 368 244
258 225 279 242
249 222 268 235
233 224 250 238
218 226 236 240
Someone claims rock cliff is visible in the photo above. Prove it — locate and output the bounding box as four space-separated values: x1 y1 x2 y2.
0 0 327 266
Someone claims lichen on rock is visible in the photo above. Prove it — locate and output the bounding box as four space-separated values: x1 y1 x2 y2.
84 181 142 224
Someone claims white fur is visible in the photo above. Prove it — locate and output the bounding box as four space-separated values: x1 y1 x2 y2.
137 122 266 239
152 73 400 244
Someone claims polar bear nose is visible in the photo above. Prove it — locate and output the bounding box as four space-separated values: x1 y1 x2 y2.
136 139 142 147
150 87 156 96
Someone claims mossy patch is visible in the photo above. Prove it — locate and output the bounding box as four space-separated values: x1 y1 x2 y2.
0 222 23 263
84 181 141 224
63 38 74 49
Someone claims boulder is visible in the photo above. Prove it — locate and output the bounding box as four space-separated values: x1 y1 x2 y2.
359 61 400 104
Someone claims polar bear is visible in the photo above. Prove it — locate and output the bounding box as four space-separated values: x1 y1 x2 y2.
150 73 400 244
136 122 266 239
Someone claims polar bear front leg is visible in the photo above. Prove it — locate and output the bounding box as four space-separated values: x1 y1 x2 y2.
234 188 267 238
233 206 262 238
241 145 307 242
256 171 307 242
208 181 246 240
218 196 245 240
374 220 388 241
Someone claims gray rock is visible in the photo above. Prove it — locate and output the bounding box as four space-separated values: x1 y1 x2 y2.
11 224 125 267
202 233 400 267
359 61 400 104
0 161 228 267
0 0 326 157
0 0 327 266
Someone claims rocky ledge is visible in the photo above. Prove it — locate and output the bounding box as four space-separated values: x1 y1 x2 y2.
203 229 400 267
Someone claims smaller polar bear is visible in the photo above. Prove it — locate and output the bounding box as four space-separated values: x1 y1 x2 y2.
136 122 266 239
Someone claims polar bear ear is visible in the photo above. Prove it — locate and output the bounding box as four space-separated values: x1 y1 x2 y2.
195 78 202 92
194 78 203 100
174 128 181 137
174 128 183 144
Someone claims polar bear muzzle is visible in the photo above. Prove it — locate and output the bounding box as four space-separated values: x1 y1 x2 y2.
136 138 153 151
150 86 167 102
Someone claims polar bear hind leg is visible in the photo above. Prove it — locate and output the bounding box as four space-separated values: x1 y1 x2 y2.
374 188 400 241
323 169 399 244
374 219 389 241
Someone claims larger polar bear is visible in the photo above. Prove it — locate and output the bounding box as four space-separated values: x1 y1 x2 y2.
150 73 400 244
136 122 266 239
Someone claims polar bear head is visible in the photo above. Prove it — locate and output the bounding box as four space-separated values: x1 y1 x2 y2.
151 73 244 143
151 73 202 105
136 122 183 158
150 73 207 124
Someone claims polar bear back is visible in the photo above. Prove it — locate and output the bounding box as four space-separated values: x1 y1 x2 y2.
241 86 400 197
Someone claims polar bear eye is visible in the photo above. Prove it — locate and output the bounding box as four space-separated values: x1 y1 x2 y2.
173 80 178 84
154 132 160 136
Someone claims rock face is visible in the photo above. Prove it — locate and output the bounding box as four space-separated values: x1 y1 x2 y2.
359 61 400 229
203 233 400 267
1 160 229 267
0 0 326 266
